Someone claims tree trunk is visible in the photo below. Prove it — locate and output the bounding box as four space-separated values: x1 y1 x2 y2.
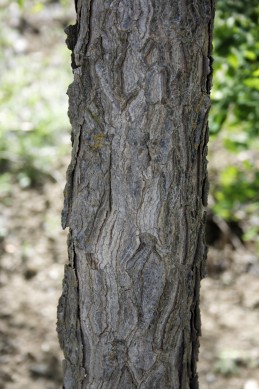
57 1 215 388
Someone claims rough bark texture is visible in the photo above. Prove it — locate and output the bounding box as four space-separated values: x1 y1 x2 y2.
57 1 215 388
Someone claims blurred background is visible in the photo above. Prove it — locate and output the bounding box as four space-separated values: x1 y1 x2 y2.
0 1 258 388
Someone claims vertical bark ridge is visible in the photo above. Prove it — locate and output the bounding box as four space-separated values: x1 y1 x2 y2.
57 1 215 388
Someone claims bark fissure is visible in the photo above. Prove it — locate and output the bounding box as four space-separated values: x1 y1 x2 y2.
74 248 88 385
58 0 215 388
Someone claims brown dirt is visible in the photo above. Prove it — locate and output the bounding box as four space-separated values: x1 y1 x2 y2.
0 176 67 389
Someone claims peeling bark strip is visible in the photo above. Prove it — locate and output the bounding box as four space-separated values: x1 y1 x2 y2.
57 1 215 388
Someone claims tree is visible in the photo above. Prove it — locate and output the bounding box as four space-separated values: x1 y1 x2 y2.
57 1 215 388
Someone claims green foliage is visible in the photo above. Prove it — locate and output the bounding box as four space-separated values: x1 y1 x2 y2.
0 53 71 186
213 166 259 220
211 1 259 143
16 0 70 10
210 1 259 243
0 2 72 187
17 0 24 7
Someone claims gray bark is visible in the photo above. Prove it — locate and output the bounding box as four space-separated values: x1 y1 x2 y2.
57 1 215 388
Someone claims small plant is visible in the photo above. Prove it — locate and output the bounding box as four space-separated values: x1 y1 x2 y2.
214 350 242 377
0 2 72 188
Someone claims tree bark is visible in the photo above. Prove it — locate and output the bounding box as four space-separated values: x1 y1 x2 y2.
57 1 215 388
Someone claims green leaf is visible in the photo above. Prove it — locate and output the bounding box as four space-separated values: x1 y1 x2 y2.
243 78 259 90
219 166 238 186
17 0 24 7
244 50 257 60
